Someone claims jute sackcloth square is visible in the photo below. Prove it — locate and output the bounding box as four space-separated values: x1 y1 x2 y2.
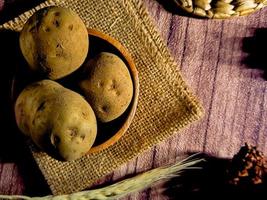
0 0 204 194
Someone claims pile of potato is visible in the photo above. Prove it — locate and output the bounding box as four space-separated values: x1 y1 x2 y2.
15 6 133 161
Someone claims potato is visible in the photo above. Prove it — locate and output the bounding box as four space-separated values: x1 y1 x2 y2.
48 89 97 161
14 80 61 138
15 80 97 161
19 6 89 80
79 52 133 122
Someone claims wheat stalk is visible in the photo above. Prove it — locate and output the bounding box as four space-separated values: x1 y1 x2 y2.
0 154 203 200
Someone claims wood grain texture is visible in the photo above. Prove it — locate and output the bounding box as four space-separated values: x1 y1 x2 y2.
1 0 267 198
112 1 267 199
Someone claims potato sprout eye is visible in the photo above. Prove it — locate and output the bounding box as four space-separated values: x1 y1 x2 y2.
52 135 60 146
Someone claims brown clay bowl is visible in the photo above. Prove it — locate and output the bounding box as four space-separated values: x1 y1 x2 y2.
11 28 139 158
86 29 139 154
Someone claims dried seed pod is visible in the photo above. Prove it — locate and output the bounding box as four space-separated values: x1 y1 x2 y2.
227 143 267 186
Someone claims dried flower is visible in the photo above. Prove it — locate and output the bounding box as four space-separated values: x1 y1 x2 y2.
228 143 267 186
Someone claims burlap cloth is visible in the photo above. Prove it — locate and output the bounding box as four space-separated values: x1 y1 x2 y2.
0 0 203 195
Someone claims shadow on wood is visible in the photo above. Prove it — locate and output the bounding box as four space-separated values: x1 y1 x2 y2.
163 153 267 199
18 150 51 196
0 30 50 196
0 30 26 162
0 0 45 25
242 28 267 80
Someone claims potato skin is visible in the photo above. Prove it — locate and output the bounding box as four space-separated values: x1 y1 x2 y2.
79 52 133 122
48 89 97 161
19 6 89 80
15 80 97 161
14 80 61 139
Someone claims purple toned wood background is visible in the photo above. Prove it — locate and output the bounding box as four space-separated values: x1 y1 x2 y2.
1 0 267 198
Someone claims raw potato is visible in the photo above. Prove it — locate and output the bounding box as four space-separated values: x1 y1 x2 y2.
14 80 61 139
15 80 97 161
79 52 133 122
19 6 89 80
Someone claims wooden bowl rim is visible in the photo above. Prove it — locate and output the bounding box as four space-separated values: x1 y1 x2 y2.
86 28 139 154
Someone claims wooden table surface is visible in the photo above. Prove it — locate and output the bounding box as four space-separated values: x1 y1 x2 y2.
1 0 267 199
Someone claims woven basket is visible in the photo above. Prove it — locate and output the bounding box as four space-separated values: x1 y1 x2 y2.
172 0 267 18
